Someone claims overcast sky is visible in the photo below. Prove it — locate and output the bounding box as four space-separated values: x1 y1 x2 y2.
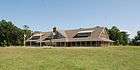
0 0 140 38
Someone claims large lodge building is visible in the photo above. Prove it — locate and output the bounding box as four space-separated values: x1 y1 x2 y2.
26 26 114 47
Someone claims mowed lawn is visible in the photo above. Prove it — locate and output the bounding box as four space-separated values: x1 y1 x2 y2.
0 47 139 70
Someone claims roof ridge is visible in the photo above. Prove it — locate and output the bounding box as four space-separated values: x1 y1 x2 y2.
64 26 104 31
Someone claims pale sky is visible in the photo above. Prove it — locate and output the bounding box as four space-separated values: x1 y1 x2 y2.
0 0 140 38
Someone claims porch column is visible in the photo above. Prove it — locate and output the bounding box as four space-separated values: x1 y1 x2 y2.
70 42 73 47
30 41 31 47
60 42 61 47
40 41 41 47
101 41 102 47
97 41 99 47
90 41 92 47
86 41 88 47
55 42 57 47
80 41 82 47
69 42 71 47
95 41 97 47
85 42 86 46
96 41 99 47
64 42 66 47
72 42 74 47
46 42 48 46
75 42 77 47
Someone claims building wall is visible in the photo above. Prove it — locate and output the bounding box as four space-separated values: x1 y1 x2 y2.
99 28 109 39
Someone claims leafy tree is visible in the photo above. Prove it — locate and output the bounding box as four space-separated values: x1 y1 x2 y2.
107 26 129 45
23 25 32 40
120 31 129 45
131 31 140 46
0 20 31 47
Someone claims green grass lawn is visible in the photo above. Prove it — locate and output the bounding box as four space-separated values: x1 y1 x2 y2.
0 47 139 70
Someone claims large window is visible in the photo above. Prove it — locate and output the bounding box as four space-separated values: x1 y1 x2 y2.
74 32 91 38
30 36 40 40
43 38 50 41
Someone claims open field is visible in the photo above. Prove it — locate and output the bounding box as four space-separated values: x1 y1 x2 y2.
0 46 139 70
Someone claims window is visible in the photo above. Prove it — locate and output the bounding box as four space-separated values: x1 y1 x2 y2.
74 32 91 38
30 36 40 40
43 38 50 41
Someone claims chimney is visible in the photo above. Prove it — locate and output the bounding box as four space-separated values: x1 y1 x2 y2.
53 27 57 32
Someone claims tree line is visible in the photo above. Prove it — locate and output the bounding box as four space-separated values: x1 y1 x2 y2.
106 26 129 46
0 20 31 47
0 20 140 47
106 26 140 46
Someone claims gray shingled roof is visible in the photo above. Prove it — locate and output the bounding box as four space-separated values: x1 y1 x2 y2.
26 26 113 43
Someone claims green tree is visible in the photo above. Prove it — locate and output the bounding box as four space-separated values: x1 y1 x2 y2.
131 31 140 46
107 26 129 45
120 31 129 45
0 20 31 47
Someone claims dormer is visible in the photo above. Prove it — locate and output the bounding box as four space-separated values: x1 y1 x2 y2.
74 30 94 38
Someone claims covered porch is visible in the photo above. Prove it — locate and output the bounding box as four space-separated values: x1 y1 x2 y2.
54 41 112 47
